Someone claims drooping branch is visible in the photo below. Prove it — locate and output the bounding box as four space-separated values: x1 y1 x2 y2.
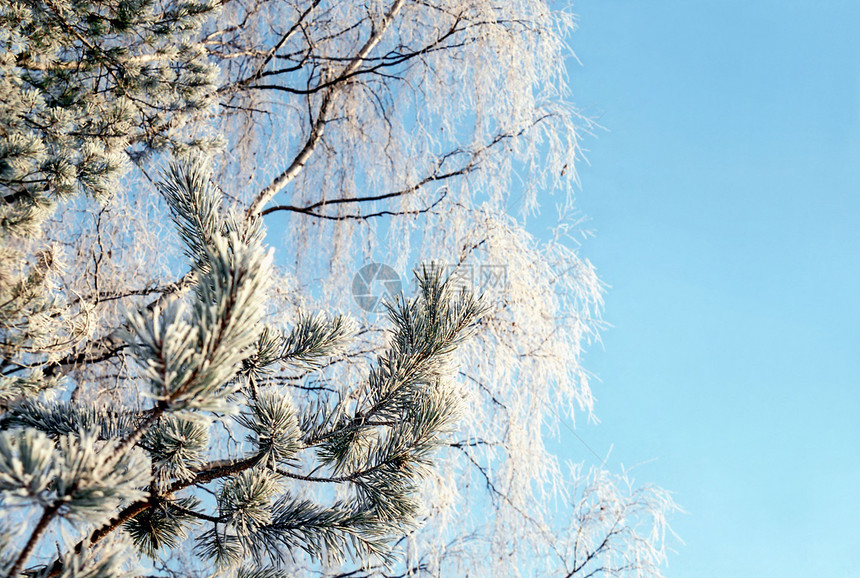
257 120 535 221
228 0 323 91
40 274 196 379
245 0 407 217
260 188 448 221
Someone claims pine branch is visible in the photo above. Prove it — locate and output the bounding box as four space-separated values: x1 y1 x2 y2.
5 503 59 578
37 453 265 578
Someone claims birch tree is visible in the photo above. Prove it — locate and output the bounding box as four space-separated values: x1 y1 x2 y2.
0 0 678 576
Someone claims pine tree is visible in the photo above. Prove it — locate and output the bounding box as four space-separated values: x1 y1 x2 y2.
1 0 220 236
0 160 486 577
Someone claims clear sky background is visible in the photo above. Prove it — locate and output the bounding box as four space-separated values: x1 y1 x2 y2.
549 1 860 576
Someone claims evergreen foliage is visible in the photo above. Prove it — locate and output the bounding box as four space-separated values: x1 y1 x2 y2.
0 147 485 577
0 0 219 236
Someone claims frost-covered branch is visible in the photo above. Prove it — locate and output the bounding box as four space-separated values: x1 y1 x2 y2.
245 0 406 216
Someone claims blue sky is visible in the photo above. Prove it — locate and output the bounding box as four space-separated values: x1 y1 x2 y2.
550 1 860 576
